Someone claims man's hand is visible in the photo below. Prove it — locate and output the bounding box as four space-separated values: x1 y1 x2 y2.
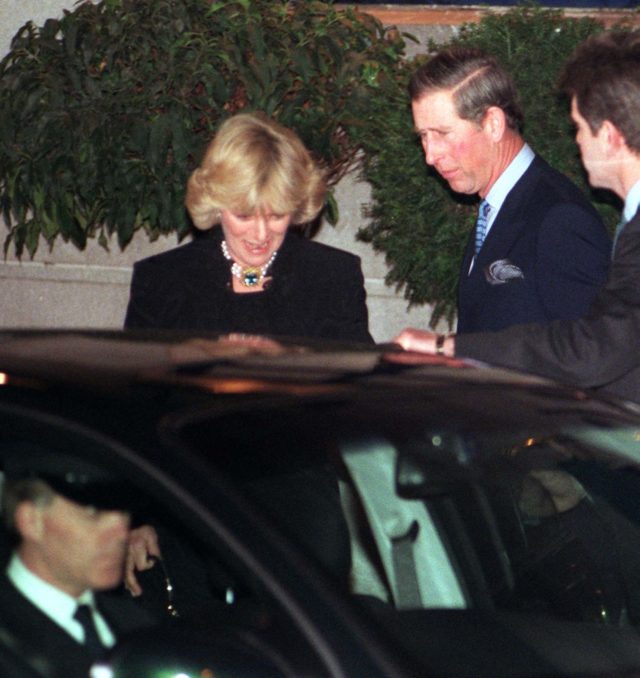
394 328 439 353
125 525 161 597
393 328 456 357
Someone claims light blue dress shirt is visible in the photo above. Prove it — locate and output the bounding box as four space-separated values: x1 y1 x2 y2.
6 553 116 647
623 179 640 225
483 142 536 238
469 143 535 272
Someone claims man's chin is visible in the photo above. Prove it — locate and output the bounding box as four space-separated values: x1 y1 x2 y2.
441 175 473 196
93 574 125 592
93 562 126 591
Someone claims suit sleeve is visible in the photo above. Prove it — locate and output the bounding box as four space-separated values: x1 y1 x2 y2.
534 202 610 321
456 217 640 390
124 261 161 329
325 255 374 344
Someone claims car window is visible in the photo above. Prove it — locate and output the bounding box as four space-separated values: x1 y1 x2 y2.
447 430 640 626
0 405 332 678
174 401 640 647
4 373 640 677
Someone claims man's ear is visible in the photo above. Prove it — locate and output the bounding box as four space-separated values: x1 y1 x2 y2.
15 502 45 542
482 106 507 141
602 119 627 154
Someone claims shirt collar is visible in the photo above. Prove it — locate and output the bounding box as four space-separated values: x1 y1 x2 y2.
7 553 116 647
485 143 535 216
7 553 94 621
623 179 640 223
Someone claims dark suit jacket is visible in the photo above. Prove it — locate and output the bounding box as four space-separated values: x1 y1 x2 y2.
0 575 154 677
457 156 611 333
456 209 640 404
125 228 373 344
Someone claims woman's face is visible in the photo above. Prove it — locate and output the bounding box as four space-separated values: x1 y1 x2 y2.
221 209 291 269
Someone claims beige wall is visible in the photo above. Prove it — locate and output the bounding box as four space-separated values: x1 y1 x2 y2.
0 2 451 340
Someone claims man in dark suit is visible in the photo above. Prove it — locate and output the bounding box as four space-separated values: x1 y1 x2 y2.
395 30 640 405
410 47 610 333
0 444 154 676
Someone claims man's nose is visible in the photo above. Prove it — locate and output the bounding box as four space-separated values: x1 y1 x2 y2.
425 147 435 166
106 511 131 535
424 137 440 166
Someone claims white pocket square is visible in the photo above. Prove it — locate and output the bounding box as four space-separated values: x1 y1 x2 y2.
484 259 525 285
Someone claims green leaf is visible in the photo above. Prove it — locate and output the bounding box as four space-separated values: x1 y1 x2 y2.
324 191 339 226
0 0 407 261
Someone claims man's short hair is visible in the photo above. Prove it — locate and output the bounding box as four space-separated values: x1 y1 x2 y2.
409 47 524 133
2 478 54 538
559 30 640 154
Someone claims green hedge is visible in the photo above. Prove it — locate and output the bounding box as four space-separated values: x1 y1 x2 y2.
0 0 403 255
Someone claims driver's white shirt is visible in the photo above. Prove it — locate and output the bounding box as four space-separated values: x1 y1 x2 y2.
7 553 115 646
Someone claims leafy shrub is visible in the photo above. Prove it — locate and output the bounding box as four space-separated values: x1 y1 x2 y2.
0 0 404 255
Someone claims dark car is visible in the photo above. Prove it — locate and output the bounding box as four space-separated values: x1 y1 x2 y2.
1 331 640 677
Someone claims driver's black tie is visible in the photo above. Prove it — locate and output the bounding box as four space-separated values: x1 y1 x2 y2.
73 604 104 657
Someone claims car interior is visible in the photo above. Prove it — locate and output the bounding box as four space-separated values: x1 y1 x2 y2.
174 401 640 676
2 394 640 676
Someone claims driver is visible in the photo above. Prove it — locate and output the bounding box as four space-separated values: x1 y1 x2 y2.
0 443 154 676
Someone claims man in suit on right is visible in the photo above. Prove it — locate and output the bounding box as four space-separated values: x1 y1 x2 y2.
395 30 640 405
410 47 611 333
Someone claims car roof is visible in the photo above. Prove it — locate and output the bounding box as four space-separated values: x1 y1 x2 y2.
0 329 636 420
0 330 637 476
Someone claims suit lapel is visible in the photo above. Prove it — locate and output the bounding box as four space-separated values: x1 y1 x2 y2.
459 228 476 280
96 590 154 637
471 157 542 277
0 576 94 676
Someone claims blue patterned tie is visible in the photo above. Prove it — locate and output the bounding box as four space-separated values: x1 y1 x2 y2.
475 200 491 254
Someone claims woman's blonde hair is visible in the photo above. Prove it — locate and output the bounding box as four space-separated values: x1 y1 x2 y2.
186 112 327 230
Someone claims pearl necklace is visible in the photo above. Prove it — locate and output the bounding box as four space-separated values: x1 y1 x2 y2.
221 240 278 287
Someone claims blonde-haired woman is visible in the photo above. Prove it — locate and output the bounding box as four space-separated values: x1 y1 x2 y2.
125 112 372 343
